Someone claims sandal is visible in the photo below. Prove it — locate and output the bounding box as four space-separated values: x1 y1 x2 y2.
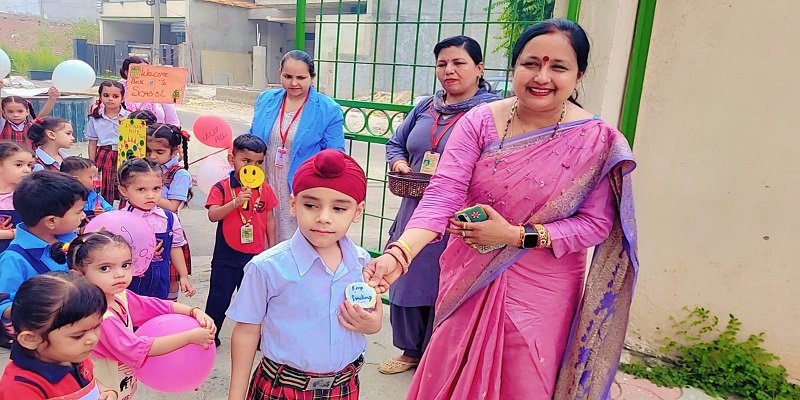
378 357 420 374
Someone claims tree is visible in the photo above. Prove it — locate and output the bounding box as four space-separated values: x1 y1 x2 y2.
492 0 555 61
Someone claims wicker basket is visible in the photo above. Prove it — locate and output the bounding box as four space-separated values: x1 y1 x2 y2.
387 171 431 199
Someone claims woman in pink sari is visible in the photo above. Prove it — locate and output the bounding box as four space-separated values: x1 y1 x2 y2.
365 19 638 399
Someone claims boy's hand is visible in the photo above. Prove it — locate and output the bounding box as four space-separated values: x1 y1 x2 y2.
338 299 382 334
187 327 215 349
47 86 60 100
179 276 196 297
234 188 252 208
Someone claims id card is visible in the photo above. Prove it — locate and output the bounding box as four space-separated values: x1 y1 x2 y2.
275 147 288 168
240 223 254 244
420 151 440 175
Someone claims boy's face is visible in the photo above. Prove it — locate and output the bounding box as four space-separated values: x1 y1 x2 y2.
228 149 265 178
48 200 87 235
71 166 99 190
290 187 365 250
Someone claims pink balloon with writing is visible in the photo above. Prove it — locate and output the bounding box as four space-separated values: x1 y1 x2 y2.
192 115 233 149
84 211 156 276
134 314 216 392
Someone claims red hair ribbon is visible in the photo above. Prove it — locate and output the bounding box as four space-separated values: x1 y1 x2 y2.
180 129 191 142
33 118 45 124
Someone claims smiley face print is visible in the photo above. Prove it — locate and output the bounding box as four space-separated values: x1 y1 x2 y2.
239 165 266 189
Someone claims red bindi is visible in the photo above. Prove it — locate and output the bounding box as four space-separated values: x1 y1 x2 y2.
542 56 550 63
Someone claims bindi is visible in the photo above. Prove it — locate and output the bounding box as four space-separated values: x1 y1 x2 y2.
542 56 550 63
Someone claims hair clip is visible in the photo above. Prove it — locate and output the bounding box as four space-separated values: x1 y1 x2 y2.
33 118 45 124
59 242 70 254
179 129 191 142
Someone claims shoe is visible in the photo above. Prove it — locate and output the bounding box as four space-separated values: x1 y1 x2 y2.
377 357 419 374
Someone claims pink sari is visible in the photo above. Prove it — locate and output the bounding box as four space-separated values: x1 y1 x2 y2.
405 105 637 399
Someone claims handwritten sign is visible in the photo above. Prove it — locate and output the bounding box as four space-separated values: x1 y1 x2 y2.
118 119 147 167
345 282 377 310
126 64 188 104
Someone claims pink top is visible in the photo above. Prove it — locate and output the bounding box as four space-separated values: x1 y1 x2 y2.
127 206 187 246
405 107 616 259
92 290 174 368
0 192 13 211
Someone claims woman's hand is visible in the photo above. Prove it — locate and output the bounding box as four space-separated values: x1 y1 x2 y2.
363 254 403 294
446 204 519 247
391 160 412 174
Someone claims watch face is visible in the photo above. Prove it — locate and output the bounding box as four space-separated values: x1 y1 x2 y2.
523 232 539 248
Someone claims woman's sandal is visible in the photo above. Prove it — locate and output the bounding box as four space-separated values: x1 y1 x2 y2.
378 357 420 374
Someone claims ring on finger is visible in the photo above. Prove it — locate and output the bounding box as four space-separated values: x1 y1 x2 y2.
461 230 466 237
463 222 468 230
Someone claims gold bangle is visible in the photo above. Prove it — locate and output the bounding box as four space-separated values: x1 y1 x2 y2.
395 239 413 258
533 224 550 249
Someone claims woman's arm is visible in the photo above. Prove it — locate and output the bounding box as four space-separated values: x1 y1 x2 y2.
162 103 181 126
385 100 426 171
322 101 345 151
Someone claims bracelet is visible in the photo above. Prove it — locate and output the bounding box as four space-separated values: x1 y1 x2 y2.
532 224 551 248
516 225 524 248
396 239 413 258
387 244 410 264
188 306 200 318
384 246 410 275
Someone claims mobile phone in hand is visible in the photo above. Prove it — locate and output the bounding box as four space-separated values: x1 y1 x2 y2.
454 205 489 223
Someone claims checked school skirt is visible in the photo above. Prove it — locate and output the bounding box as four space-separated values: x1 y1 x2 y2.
95 146 120 201
246 356 363 400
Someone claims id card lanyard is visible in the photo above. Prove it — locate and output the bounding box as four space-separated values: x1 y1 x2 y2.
420 105 465 174
275 93 309 168
230 182 260 244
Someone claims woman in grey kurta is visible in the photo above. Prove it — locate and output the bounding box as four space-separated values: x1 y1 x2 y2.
380 36 500 374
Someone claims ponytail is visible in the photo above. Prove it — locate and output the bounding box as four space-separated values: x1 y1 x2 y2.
49 241 70 265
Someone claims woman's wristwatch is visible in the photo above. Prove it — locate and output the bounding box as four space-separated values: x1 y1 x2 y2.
519 225 539 249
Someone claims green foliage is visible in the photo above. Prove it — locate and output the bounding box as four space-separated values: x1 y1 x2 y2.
491 0 555 60
71 19 100 42
1 43 65 74
620 307 800 399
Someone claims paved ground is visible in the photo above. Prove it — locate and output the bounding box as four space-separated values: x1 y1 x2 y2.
0 105 720 399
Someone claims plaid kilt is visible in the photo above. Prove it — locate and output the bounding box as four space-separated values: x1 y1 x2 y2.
246 357 362 400
169 241 193 281
95 146 120 201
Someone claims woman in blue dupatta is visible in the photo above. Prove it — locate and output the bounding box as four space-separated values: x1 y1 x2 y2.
366 19 638 399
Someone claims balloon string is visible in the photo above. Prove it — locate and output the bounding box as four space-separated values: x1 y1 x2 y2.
188 148 228 166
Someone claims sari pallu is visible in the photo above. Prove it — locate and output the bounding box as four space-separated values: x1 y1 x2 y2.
405 109 637 399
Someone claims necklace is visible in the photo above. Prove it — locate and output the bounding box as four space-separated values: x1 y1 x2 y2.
493 100 566 173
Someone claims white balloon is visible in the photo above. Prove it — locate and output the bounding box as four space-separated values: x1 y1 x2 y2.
0 48 10 78
196 154 232 194
52 59 96 93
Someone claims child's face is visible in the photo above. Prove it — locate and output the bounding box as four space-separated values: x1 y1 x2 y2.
119 172 163 211
0 151 34 186
291 187 365 250
30 313 102 365
146 137 175 165
2 101 29 124
228 149 265 178
50 200 87 234
100 85 123 110
72 166 99 190
76 243 133 296
47 122 75 149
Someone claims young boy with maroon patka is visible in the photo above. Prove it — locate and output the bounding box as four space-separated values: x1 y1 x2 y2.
226 149 382 400
204 134 278 348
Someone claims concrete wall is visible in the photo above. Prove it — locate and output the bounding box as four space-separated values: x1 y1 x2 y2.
42 0 99 22
186 0 256 84
101 21 153 44
200 50 253 85
626 0 800 378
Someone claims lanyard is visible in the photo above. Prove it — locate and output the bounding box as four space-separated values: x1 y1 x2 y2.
278 93 309 148
428 104 465 152
230 181 260 224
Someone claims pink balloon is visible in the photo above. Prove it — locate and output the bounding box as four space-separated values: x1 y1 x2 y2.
135 314 216 392
196 153 232 193
84 211 156 276
192 115 233 148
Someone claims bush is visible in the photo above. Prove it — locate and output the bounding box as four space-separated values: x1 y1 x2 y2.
1 44 65 75
620 307 800 399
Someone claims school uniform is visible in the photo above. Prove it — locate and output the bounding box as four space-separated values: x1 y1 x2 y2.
81 191 114 225
124 206 186 300
0 344 100 400
0 118 31 147
33 148 71 172
226 230 370 399
85 107 130 202
0 225 76 318
204 171 278 344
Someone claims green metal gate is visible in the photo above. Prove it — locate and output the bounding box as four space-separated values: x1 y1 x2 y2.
294 0 555 255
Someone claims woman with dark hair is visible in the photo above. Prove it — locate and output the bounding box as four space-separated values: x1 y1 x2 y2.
248 50 345 242
365 19 638 399
119 56 181 126
378 35 500 375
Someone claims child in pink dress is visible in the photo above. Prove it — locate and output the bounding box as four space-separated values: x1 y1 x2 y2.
60 231 216 399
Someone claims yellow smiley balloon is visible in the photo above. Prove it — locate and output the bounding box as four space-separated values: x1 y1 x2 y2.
239 165 266 189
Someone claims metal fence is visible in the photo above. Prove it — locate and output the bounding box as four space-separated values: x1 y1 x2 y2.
73 40 179 78
297 0 554 255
